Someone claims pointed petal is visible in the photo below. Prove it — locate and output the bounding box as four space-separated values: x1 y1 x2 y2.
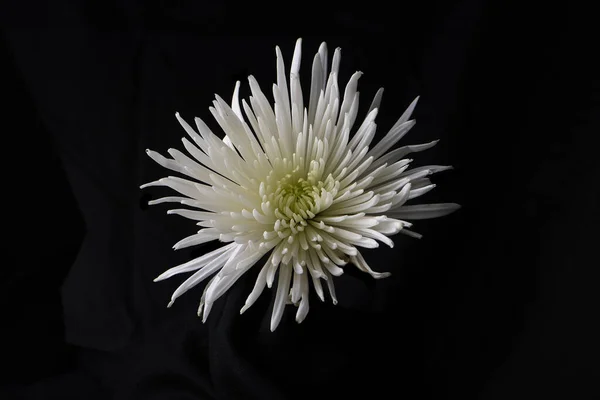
271 264 293 331
388 203 461 220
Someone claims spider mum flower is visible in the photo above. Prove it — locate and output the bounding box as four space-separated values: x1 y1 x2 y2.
141 39 460 331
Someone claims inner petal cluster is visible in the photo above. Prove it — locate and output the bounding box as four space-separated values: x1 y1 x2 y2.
268 171 337 233
256 153 342 273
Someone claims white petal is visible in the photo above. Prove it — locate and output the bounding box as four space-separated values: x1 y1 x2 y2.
271 264 293 331
206 265 250 306
166 253 229 307
240 262 270 314
153 243 236 282
217 244 246 275
408 184 436 200
308 52 324 123
366 120 416 162
399 165 453 178
390 183 412 208
147 196 188 206
172 229 220 250
275 46 291 126
400 229 423 239
323 193 381 216
175 112 207 153
167 209 216 221
368 87 384 114
367 159 411 188
231 80 243 120
291 269 302 304
311 274 325 302
388 203 461 220
324 270 338 305
140 177 200 200
390 96 419 132
144 149 192 178
339 71 362 127
295 272 310 323
364 140 438 176
372 217 406 235
351 252 391 279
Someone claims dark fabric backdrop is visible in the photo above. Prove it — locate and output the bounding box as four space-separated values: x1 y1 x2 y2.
1 1 598 399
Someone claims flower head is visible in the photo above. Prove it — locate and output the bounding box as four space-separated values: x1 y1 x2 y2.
141 39 459 331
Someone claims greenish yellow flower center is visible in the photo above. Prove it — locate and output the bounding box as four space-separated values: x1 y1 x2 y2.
275 177 318 215
259 158 340 238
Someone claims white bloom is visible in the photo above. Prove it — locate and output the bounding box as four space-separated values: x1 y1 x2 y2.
141 39 459 331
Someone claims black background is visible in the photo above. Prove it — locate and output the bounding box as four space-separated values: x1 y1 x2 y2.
1 1 598 399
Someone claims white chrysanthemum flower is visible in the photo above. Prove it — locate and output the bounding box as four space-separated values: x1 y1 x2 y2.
141 39 459 331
